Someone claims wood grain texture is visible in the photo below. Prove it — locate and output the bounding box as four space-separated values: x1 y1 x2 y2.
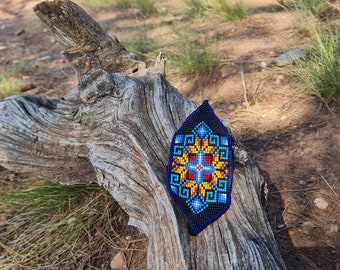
0 93 95 183
0 1 286 269
33 0 145 77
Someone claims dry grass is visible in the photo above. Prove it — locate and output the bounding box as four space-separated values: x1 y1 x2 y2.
0 179 147 269
0 62 23 101
290 20 340 104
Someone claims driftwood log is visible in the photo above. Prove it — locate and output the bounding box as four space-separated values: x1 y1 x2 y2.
0 1 286 269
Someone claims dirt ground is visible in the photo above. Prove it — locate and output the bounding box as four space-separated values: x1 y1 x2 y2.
0 0 339 269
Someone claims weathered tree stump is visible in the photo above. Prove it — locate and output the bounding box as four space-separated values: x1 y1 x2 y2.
0 1 286 269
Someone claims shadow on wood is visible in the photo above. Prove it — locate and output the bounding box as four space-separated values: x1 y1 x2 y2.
0 0 286 269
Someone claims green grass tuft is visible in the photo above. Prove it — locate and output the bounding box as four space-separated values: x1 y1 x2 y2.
169 30 216 76
293 0 329 17
0 180 124 269
0 76 20 101
0 61 24 101
115 0 134 9
217 0 248 22
277 0 328 16
172 46 216 76
81 0 113 10
186 0 207 20
121 28 157 60
290 22 340 103
277 0 293 10
135 0 156 14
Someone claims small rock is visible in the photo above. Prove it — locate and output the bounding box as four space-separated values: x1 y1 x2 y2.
315 166 325 173
260 61 267 68
274 74 285 84
50 37 57 44
274 49 306 66
299 180 307 186
314 197 329 210
277 224 285 230
228 104 235 111
221 72 228 78
327 224 339 234
110 251 126 270
301 221 315 234
329 224 339 233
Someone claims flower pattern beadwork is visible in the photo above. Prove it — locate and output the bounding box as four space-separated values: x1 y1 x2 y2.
170 122 230 214
166 101 233 235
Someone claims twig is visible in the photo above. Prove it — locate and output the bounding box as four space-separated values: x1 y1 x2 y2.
322 240 338 250
0 242 19 255
281 202 291 217
327 1 340 13
319 175 339 197
239 65 250 109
